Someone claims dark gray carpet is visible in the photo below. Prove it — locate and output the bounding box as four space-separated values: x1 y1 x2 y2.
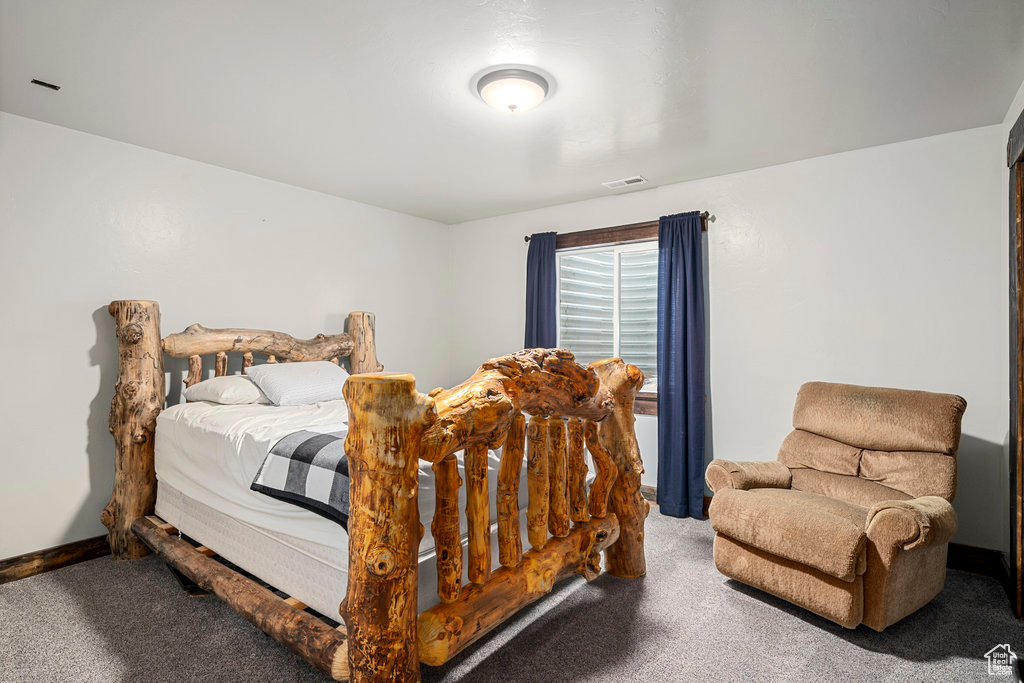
1 512 1017 682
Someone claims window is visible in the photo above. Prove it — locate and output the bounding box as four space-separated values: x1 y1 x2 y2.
557 242 658 394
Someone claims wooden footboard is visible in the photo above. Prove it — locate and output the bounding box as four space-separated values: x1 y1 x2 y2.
106 301 647 683
342 349 649 681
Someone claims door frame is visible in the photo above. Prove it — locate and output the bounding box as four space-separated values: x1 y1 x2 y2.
1009 103 1024 619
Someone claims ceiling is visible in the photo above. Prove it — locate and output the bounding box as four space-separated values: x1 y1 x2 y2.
3 1 1024 224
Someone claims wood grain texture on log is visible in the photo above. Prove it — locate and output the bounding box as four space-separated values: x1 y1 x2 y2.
346 311 384 374
0 535 110 585
497 413 526 568
547 419 570 538
590 359 649 578
104 300 165 560
215 351 228 377
585 420 617 519
420 349 614 463
185 355 203 387
341 373 433 683
566 418 589 524
162 324 353 360
242 352 253 371
417 514 620 666
133 517 349 680
464 443 491 585
431 456 462 604
526 416 550 551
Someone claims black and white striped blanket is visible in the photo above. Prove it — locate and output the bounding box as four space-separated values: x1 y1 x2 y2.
250 429 351 529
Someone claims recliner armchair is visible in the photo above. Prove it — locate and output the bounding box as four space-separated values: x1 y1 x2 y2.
705 381 966 631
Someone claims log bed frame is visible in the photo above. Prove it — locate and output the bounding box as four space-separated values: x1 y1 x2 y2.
105 299 649 682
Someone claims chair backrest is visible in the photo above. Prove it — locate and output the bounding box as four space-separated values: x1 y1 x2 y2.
777 382 967 501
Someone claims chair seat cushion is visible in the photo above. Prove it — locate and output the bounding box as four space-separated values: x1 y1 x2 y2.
709 488 868 582
790 469 912 507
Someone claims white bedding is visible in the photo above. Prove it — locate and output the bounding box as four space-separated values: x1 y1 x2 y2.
154 399 524 553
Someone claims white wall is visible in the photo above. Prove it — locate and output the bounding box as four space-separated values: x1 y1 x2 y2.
449 125 1007 551
1 107 1014 558
0 112 453 558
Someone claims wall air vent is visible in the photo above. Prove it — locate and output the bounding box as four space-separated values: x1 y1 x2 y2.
602 175 647 190
30 79 61 91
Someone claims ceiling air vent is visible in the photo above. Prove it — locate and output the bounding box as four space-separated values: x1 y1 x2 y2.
602 175 647 190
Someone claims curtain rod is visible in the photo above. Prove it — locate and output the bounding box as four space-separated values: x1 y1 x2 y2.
524 211 712 243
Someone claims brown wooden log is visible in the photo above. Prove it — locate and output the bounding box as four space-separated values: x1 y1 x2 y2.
590 359 648 579
567 418 589 524
346 311 384 374
585 420 617 519
0 535 110 584
464 443 491 585
431 455 462 604
132 516 349 680
266 354 278 364
420 349 614 463
547 418 570 538
215 351 228 376
103 300 165 560
526 416 550 551
242 351 254 372
497 413 526 568
185 354 203 387
340 373 432 683
418 514 620 666
162 324 353 360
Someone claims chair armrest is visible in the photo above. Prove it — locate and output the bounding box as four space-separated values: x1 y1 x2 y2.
865 496 957 551
705 459 792 493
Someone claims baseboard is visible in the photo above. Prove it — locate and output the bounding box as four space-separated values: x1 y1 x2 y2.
0 535 110 585
947 541 1012 585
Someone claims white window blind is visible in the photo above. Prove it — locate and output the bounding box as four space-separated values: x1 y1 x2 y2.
557 242 658 390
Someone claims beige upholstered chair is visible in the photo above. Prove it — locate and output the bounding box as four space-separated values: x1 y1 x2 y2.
705 381 966 631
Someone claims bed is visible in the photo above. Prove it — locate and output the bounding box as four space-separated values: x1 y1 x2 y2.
103 300 649 682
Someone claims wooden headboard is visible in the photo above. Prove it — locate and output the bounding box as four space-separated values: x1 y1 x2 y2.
104 299 381 559
163 312 382 387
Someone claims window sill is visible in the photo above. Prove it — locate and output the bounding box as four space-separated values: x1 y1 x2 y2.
635 392 657 416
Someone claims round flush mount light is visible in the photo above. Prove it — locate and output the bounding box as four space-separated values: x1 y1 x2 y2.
476 67 550 114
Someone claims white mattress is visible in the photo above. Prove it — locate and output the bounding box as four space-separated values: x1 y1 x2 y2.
153 399 529 616
155 400 525 551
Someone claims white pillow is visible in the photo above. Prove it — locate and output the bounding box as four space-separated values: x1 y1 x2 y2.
184 375 270 405
244 360 350 407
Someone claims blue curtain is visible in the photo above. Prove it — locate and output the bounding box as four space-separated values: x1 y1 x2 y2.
525 232 557 348
657 212 706 518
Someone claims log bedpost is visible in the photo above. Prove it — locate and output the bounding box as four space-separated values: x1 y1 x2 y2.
547 418 570 538
566 418 589 525
341 373 433 683
103 300 165 560
584 420 617 519
464 443 491 585
590 359 648 578
431 455 462 604
497 413 526 568
346 311 383 374
526 416 550 551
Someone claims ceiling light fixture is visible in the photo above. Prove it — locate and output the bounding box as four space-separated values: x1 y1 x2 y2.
476 68 549 114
